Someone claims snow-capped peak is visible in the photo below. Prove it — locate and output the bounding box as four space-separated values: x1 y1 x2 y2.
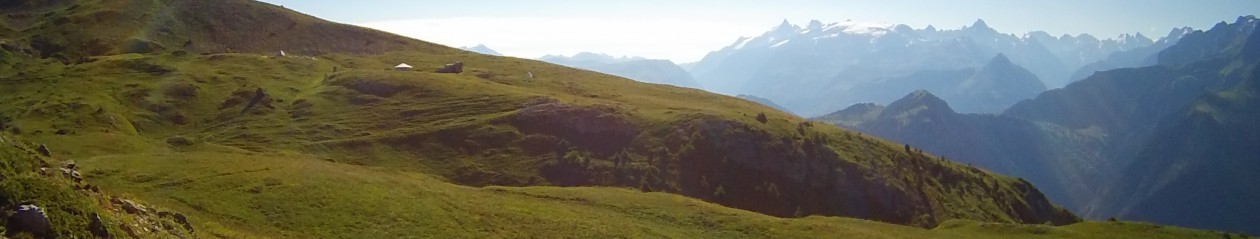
807 20 825 30
971 19 990 29
825 20 895 36
729 36 752 50
773 19 796 31
1156 27 1193 44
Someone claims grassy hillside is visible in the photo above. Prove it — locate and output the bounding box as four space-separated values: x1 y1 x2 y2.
0 0 431 60
16 0 1249 238
74 147 961 238
71 145 1243 238
0 133 194 238
0 35 1080 226
0 131 1243 238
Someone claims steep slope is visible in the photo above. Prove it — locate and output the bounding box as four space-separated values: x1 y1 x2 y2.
816 91 1104 213
66 139 1234 239
1051 42 1260 232
1092 23 1260 233
1157 16 1259 66
0 0 434 60
0 133 195 238
0 132 1220 239
819 15 1260 235
0 0 1085 236
0 17 11 35
949 54 1046 113
954 20 1070 89
8 49 1071 227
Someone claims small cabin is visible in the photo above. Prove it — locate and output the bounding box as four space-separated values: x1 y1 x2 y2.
394 63 414 71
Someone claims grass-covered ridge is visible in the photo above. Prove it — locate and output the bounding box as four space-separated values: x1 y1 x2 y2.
5 0 1061 230
0 0 430 60
0 41 1076 227
76 147 1246 238
0 131 1245 238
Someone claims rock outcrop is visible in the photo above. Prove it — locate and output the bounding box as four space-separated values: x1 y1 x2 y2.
36 144 50 157
5 204 53 238
436 61 464 73
88 214 112 239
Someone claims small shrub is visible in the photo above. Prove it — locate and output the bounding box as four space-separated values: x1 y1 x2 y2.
83 38 112 55
162 81 199 99
517 134 560 155
166 135 195 147
348 95 381 105
123 38 160 54
122 59 172 75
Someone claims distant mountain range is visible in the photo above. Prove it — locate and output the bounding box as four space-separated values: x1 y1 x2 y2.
688 19 1191 116
816 15 1260 235
837 53 1045 114
736 94 791 114
1066 27 1193 82
540 52 702 88
461 44 503 56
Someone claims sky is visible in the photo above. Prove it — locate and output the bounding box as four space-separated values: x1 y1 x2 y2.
258 0 1259 63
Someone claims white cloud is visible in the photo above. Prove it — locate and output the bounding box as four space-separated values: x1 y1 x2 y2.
356 17 766 63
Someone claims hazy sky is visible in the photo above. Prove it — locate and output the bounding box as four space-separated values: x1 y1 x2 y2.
259 0 1258 63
